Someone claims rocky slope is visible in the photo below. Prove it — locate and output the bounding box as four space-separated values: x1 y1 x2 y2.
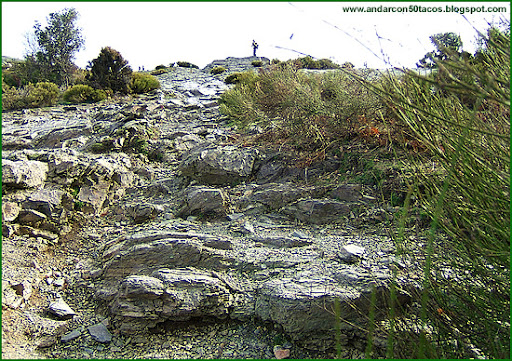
2 57 424 359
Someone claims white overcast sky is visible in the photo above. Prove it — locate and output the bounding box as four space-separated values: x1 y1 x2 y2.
2 1 509 70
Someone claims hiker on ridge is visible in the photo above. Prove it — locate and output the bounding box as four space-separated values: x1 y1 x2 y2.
252 40 259 57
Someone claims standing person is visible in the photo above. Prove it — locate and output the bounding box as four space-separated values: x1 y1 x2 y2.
252 40 259 57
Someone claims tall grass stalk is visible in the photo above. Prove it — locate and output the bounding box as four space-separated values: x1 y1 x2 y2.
356 26 510 358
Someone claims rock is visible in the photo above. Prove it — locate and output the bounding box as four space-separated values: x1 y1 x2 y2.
329 184 362 202
283 199 352 224
24 311 68 339
37 336 58 348
1 57 421 357
109 268 233 332
274 345 291 359
174 133 205 152
179 144 258 186
2 280 23 309
121 202 165 223
177 186 229 219
77 181 110 214
61 328 82 343
48 152 85 181
250 235 312 248
2 201 21 222
17 209 47 224
48 297 77 320
16 226 59 241
337 244 365 264
290 230 309 239
234 183 316 212
87 322 112 343
203 239 233 250
2 159 48 188
24 188 66 216
10 280 33 301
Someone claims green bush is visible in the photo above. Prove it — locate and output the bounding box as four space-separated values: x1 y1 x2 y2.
62 84 107 103
176 61 198 69
2 81 60 110
129 72 160 94
86 46 132 94
224 71 258 85
219 64 384 150
155 64 167 70
281 56 341 70
210 66 226 75
150 68 168 76
251 60 263 67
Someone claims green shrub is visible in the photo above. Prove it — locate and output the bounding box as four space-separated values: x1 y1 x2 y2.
280 56 341 70
2 81 60 110
210 66 226 75
219 64 384 150
129 72 160 94
251 60 263 67
86 46 132 94
62 84 107 103
176 61 198 69
155 64 167 70
150 68 168 76
224 71 258 85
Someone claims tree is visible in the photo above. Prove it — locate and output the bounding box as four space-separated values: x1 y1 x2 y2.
86 47 133 94
30 8 84 86
417 32 463 68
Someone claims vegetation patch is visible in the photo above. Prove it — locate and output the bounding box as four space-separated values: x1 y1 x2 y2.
129 72 160 94
62 84 107 103
176 61 199 69
210 66 226 75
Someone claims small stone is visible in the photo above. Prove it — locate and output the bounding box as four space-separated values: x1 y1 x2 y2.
48 298 76 320
37 336 58 348
290 230 309 239
87 322 112 343
242 222 255 234
273 345 291 359
32 259 42 271
61 329 82 343
90 268 103 278
226 213 244 221
53 278 65 287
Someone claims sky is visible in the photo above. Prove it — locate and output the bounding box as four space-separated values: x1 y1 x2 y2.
2 1 510 70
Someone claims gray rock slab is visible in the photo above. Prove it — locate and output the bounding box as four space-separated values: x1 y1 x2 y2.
61 328 82 343
283 199 352 224
87 322 112 343
179 144 258 186
177 186 228 219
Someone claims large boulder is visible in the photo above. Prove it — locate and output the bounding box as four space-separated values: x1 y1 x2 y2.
109 269 233 333
179 144 258 186
2 159 48 188
93 226 415 349
177 186 229 219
